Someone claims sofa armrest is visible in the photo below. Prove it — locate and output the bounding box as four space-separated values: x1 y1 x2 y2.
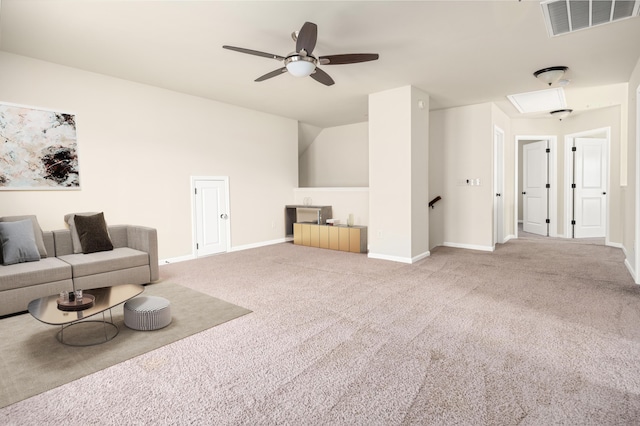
126 225 159 282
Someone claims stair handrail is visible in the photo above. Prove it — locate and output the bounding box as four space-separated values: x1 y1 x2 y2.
429 196 442 209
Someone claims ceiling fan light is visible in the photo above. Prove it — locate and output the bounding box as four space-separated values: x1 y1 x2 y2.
550 108 573 120
534 66 568 86
285 55 316 77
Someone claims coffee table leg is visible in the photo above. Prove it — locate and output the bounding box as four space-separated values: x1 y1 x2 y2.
56 319 119 346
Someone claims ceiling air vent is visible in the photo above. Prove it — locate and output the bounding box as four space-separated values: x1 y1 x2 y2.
541 0 640 37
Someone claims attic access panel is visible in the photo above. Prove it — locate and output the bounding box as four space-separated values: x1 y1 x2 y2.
507 87 567 114
541 0 640 36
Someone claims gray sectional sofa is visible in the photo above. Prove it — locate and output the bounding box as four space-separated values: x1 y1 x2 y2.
0 224 158 317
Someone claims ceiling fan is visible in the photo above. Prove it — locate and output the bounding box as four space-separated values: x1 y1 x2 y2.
222 22 379 86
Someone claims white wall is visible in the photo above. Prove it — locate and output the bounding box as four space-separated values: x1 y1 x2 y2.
0 52 298 261
369 87 413 260
298 122 322 157
625 57 640 280
298 122 368 188
410 88 429 258
369 86 429 263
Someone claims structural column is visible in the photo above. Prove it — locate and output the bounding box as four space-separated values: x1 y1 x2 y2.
368 86 429 263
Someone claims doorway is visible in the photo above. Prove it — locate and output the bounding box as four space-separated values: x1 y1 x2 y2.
191 176 230 257
515 135 558 238
564 128 610 241
522 140 549 236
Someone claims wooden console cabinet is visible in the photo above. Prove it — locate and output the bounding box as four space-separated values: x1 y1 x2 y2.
293 223 367 253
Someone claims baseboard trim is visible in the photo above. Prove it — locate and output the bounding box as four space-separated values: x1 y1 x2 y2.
231 238 289 252
368 253 411 263
443 242 495 252
503 234 516 243
412 251 431 263
368 252 426 264
160 254 195 264
607 241 623 249
625 258 638 284
160 238 289 265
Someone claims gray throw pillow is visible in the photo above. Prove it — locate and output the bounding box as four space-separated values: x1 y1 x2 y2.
0 219 42 265
0 215 47 259
73 212 114 254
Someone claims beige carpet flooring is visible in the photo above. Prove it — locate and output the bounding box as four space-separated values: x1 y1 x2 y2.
0 282 251 409
1 238 640 425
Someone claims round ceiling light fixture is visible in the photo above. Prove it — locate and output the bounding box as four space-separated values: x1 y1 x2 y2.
550 108 573 120
534 66 569 86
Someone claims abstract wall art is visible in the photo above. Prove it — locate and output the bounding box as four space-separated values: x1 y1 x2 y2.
0 102 80 190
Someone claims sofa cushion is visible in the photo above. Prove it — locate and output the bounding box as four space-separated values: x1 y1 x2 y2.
0 220 41 266
58 247 149 278
74 212 114 254
0 257 72 291
0 215 48 259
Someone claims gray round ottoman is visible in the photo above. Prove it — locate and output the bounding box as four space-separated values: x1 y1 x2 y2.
124 296 172 331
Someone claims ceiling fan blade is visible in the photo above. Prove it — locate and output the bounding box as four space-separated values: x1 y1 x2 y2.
296 22 318 55
223 45 285 61
310 67 335 86
255 67 288 82
318 53 379 65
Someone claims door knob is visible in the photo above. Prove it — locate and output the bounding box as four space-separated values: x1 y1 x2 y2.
522 192 526 195
602 192 607 195
220 213 228 219
496 193 501 197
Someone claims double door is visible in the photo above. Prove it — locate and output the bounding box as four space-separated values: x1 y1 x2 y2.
521 138 607 238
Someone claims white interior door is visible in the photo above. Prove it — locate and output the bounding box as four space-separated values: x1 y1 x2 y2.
523 140 548 236
493 127 504 245
574 138 607 238
194 178 229 256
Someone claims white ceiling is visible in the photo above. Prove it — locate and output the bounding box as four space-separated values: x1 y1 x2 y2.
1 0 639 129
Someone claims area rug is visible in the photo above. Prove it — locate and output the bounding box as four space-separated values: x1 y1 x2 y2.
0 282 252 408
